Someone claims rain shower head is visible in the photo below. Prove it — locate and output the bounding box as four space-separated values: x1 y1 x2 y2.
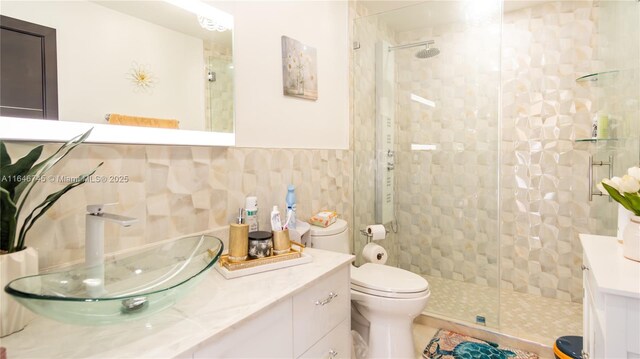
415 45 440 59
388 40 440 59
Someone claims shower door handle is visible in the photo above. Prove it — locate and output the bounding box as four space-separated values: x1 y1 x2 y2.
588 155 613 202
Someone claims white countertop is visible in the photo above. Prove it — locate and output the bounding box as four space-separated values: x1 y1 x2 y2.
580 234 640 298
0 248 354 358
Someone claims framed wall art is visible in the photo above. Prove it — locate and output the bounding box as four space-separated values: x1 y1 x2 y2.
281 36 317 101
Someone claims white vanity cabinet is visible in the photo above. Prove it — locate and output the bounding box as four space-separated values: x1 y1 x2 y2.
192 265 351 359
580 235 640 359
1 248 355 359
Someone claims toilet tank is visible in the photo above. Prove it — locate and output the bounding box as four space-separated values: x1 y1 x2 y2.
308 219 349 254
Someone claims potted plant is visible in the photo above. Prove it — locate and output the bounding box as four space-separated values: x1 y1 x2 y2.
0 130 102 337
598 166 640 262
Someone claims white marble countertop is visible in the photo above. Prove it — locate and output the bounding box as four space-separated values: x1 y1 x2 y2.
580 234 640 298
1 248 354 358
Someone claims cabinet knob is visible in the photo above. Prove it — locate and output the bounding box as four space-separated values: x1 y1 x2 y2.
581 349 589 359
328 349 338 358
315 292 338 306
581 264 589 271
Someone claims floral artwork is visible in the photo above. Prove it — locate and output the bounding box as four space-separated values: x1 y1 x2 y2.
127 62 155 93
282 36 317 101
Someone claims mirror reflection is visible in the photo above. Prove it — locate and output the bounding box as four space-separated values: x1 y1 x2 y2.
0 0 234 133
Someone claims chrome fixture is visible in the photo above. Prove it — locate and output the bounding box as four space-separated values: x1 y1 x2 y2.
588 155 614 202
359 227 390 243
389 40 440 59
85 204 137 297
121 297 148 314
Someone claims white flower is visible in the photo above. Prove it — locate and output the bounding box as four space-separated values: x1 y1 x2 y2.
619 175 640 193
611 177 624 191
599 177 621 193
628 166 640 181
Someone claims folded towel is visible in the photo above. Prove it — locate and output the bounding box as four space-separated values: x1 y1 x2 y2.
107 114 179 129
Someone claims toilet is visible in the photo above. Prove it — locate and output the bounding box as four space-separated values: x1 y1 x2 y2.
308 219 430 359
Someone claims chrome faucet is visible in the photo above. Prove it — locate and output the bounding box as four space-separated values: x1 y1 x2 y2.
85 204 137 297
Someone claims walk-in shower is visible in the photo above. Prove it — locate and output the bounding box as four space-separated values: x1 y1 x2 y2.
351 0 607 345
354 0 503 329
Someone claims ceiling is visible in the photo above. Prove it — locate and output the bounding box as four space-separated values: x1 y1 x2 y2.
93 1 232 50
359 0 553 32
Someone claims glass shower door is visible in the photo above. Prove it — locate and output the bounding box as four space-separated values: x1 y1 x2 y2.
352 0 503 327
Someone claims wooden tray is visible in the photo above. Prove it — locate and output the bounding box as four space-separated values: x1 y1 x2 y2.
214 241 312 279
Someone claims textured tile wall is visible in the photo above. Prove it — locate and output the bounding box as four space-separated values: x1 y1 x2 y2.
204 43 234 133
352 4 400 266
5 143 351 270
501 1 601 302
393 12 502 288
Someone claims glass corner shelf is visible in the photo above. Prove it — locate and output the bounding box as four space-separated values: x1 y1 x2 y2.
575 70 620 84
575 137 618 143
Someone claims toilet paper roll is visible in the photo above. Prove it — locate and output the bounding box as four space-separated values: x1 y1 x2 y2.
366 224 386 241
362 243 387 264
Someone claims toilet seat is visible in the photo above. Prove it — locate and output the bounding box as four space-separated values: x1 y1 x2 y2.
351 283 430 299
350 263 429 299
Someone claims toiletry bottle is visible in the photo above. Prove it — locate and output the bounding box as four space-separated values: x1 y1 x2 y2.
245 196 258 232
228 208 249 263
597 112 609 139
285 185 297 230
270 205 282 231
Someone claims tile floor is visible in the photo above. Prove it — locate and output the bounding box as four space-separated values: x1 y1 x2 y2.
423 275 582 347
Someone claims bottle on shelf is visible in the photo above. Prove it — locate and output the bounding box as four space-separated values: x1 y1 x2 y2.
596 112 610 139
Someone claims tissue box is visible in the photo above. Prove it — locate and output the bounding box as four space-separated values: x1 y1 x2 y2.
310 211 337 228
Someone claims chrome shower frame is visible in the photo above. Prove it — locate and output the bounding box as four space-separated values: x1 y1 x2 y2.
388 40 435 52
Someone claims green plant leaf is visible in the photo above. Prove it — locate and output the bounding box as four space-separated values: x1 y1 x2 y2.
16 162 103 250
0 187 17 252
0 145 43 197
13 129 92 221
623 193 640 216
0 142 12 170
602 182 640 215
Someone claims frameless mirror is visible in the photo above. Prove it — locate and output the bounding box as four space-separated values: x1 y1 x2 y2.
0 0 234 146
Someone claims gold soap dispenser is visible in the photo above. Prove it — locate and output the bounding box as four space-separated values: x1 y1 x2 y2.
228 208 249 262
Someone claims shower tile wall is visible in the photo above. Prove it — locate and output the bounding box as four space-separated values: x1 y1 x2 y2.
501 1 603 303
392 14 502 287
204 43 234 133
352 3 400 266
591 0 640 237
6 143 351 270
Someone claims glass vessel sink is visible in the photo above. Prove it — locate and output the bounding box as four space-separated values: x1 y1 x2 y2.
4 235 223 325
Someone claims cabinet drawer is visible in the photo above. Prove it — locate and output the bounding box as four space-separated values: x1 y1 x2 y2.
293 265 350 357
298 318 351 359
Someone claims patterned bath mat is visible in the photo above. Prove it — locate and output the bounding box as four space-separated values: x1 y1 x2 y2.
423 329 538 359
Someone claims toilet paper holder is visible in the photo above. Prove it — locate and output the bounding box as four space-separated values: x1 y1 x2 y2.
359 228 389 243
